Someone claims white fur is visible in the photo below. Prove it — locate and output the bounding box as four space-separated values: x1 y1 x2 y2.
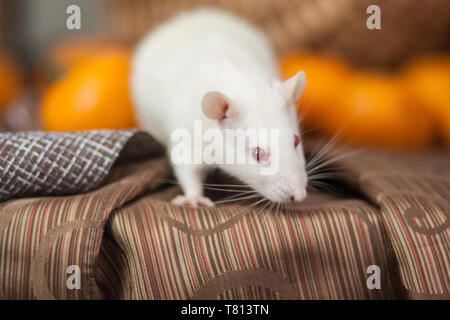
131 8 308 205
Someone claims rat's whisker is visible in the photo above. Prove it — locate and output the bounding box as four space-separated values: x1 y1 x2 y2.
308 166 347 175
258 200 272 215
163 179 251 189
268 201 275 213
214 193 261 204
258 200 274 224
299 125 320 136
201 183 250 188
307 185 321 192
307 148 362 176
217 190 259 201
308 180 335 190
280 200 286 213
306 138 339 172
284 199 294 215
305 124 353 170
308 179 333 186
308 172 342 180
276 202 281 217
308 171 341 178
159 179 254 194
202 186 254 193
233 197 267 216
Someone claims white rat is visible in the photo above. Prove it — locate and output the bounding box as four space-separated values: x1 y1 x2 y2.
131 8 308 207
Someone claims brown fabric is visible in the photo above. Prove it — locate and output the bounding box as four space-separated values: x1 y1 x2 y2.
335 151 450 299
0 157 170 299
95 228 131 299
107 186 397 299
0 129 448 300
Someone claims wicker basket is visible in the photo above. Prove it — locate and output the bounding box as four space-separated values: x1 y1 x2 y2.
105 0 450 68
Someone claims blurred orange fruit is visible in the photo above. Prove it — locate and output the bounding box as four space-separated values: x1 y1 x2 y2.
0 51 23 110
36 38 126 89
325 72 434 150
280 53 435 150
400 54 450 146
280 52 351 130
40 50 137 131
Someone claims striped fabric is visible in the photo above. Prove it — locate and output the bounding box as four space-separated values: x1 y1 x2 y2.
95 231 131 299
108 191 397 299
339 152 450 299
0 129 448 299
0 158 171 299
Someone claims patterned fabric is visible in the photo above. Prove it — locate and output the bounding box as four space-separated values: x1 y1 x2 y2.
108 188 397 299
338 152 450 299
0 157 399 299
0 130 448 300
0 130 161 202
0 157 171 299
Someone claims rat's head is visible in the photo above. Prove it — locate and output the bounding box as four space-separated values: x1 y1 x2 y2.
201 71 308 203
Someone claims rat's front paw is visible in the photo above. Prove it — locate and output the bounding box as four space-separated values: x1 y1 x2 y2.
171 195 215 207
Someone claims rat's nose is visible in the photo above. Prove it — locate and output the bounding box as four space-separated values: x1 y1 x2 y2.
290 190 307 202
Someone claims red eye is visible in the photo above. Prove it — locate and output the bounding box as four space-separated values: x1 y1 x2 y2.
294 135 301 148
252 147 267 163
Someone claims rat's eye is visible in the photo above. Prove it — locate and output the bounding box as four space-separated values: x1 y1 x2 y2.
294 134 301 148
252 147 268 163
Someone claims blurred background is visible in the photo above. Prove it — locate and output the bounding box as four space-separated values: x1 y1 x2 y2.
0 0 449 150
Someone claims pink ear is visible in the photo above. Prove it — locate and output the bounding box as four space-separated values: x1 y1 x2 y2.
202 91 237 122
280 71 307 102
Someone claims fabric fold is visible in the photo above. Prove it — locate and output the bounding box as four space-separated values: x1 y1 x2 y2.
0 130 162 202
0 130 448 300
335 151 450 299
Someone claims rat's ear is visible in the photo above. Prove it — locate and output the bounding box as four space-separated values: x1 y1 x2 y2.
202 91 237 122
280 71 307 102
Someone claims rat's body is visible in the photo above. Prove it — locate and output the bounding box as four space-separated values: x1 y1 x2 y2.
131 9 308 206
